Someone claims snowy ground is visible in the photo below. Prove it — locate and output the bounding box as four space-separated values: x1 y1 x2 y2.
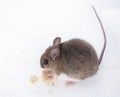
0 0 120 97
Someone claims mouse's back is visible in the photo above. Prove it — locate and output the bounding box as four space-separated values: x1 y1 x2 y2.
59 39 99 79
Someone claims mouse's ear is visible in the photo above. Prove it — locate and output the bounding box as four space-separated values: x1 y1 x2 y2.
51 48 60 61
53 37 61 46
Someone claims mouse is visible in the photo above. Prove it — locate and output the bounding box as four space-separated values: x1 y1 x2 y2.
40 6 106 82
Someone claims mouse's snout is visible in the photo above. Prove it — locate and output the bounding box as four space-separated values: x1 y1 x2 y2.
40 61 47 69
40 56 50 69
41 63 44 68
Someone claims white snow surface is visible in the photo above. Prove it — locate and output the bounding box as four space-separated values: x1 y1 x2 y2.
0 0 120 97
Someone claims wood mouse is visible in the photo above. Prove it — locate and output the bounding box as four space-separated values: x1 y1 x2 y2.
40 6 106 81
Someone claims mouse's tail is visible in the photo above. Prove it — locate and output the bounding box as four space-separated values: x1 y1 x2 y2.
92 5 106 65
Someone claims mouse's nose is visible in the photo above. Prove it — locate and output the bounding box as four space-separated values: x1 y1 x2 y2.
41 64 44 68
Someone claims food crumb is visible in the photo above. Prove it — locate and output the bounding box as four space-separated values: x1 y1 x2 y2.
42 69 57 86
30 75 39 84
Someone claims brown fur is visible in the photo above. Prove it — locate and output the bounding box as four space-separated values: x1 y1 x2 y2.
40 38 99 80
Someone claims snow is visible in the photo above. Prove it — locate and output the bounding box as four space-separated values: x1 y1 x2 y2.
0 0 120 97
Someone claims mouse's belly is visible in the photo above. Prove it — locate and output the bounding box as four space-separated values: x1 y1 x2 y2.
69 66 98 79
62 57 99 79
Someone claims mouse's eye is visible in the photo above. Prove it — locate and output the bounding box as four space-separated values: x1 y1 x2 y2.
44 59 48 64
